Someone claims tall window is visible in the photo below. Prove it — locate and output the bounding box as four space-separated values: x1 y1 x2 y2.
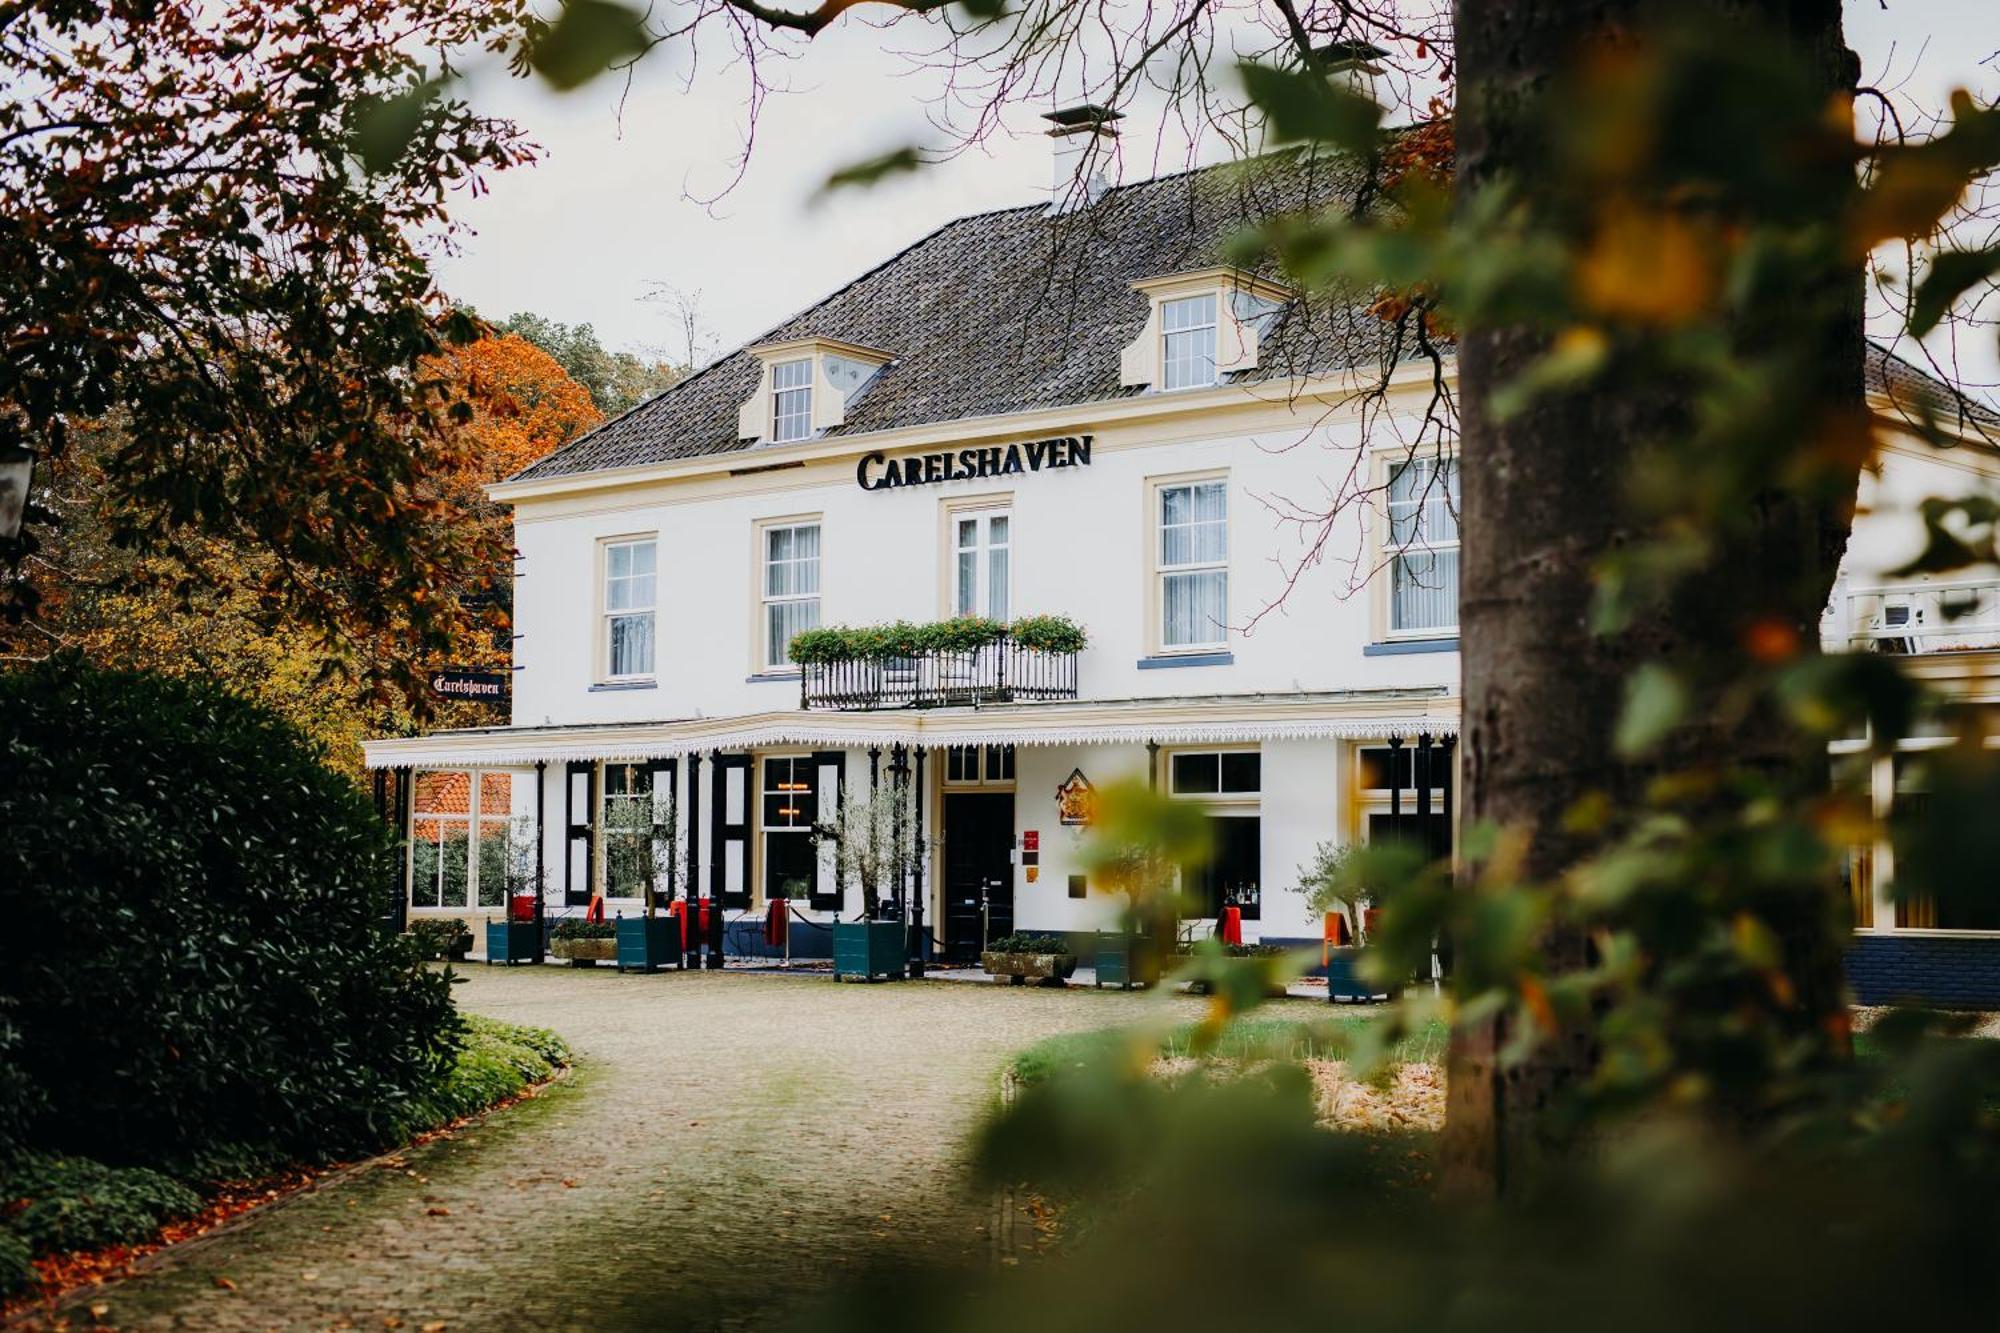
1159 479 1227 650
1387 457 1460 634
763 522 821 669
944 744 1015 785
411 769 531 909
954 510 1010 620
601 763 657 901
761 756 817 901
603 538 657 679
771 358 813 442
1161 293 1218 389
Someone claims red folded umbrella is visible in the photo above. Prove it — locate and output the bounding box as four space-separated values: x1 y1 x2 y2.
765 896 789 948
1220 905 1243 947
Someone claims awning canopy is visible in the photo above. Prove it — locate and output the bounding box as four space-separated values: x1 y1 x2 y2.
361 688 1459 771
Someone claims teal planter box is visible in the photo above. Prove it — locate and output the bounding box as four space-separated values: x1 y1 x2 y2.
833 921 907 982
1325 947 1387 1003
1094 935 1160 990
617 915 681 973
486 920 540 966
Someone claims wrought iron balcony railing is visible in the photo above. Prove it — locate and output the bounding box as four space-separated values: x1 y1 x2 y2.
1830 578 2000 654
800 634 1080 711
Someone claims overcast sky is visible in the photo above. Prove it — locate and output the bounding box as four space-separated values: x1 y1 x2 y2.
433 1 1998 391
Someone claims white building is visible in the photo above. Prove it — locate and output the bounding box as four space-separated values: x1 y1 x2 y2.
366 127 2000 998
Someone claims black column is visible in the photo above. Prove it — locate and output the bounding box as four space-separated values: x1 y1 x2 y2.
910 747 928 977
1388 736 1405 822
1415 733 1433 830
1147 740 1160 791
534 759 547 962
686 751 703 969
706 751 725 969
1436 734 1458 861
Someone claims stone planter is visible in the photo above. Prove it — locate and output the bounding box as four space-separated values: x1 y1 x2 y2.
552 936 617 967
833 921 907 982
485 919 540 966
981 951 1077 987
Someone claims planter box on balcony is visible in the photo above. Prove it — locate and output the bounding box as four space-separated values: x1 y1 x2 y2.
1094 935 1160 991
802 631 1078 711
981 951 1076 987
617 914 681 973
833 921 907 982
485 920 540 966
552 936 616 966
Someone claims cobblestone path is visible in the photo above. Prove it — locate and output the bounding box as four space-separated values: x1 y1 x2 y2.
78 969 1199 1332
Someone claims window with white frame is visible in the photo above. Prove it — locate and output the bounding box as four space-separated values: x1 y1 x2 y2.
1159 478 1228 650
1160 293 1219 389
603 537 657 679
760 756 817 902
762 521 821 669
410 769 533 909
1386 457 1460 634
944 744 1015 786
954 510 1010 621
771 358 814 442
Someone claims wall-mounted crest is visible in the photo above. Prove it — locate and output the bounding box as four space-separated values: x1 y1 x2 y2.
1055 768 1095 827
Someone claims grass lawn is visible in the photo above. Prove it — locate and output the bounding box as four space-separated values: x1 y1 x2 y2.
1009 1006 1446 1087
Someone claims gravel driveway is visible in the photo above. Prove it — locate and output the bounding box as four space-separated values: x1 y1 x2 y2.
62 968 1200 1331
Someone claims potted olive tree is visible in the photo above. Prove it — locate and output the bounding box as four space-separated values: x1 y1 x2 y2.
1079 780 1213 991
816 783 922 982
981 933 1077 986
605 784 684 973
1294 839 1386 1003
486 813 542 965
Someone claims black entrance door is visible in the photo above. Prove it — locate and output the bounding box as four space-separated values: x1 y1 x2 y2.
943 792 1014 962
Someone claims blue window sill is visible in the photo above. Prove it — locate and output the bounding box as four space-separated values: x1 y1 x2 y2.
590 679 657 692
1363 638 1458 657
746 671 802 684
1137 652 1235 670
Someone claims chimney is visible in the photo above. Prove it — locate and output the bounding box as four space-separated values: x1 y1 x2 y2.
1316 39 1388 105
1042 104 1122 214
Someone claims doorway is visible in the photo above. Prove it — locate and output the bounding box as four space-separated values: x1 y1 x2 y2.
942 791 1014 962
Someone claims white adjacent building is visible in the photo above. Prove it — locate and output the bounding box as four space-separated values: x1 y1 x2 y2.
366 127 2000 998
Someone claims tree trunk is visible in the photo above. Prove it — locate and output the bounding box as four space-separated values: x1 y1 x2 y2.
1446 0 1863 1194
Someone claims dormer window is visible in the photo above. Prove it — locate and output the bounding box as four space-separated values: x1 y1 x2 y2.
738 337 892 444
1161 294 1219 389
1121 268 1294 392
771 358 814 442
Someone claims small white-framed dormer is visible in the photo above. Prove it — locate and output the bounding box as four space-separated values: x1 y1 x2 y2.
1119 268 1295 391
737 336 893 444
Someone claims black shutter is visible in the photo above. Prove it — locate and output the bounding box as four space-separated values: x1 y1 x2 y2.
564 760 594 906
647 758 679 902
711 753 752 910
810 750 846 911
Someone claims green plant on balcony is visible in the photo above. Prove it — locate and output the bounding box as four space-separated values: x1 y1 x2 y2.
787 614 1087 664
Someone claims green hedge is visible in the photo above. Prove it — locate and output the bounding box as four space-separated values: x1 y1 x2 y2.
787 614 1087 664
0 655 458 1167
550 919 616 941
0 1155 202 1256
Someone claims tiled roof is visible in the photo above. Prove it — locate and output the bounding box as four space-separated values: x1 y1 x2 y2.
508 150 1997 484
510 149 1398 481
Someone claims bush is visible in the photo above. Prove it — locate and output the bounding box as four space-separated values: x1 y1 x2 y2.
988 933 1070 954
0 1154 201 1256
550 919 616 941
0 1230 30 1299
407 918 474 960
403 1015 570 1126
0 655 459 1167
787 614 1088 664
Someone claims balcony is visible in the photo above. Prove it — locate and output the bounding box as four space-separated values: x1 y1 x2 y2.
1832 579 2000 654
794 618 1084 711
